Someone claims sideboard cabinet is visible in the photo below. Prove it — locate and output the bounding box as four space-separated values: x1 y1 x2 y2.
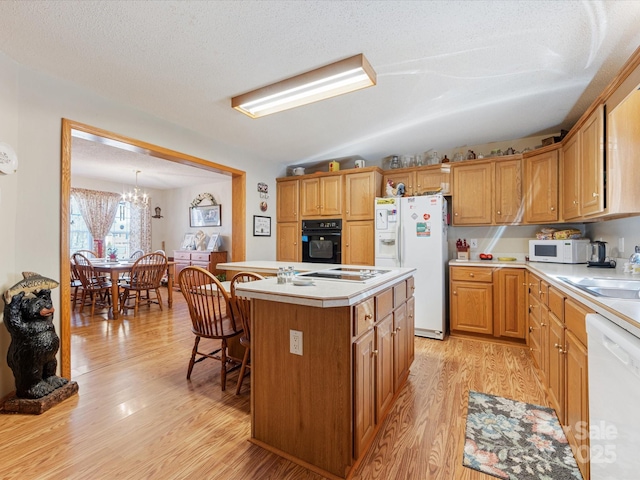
173 250 228 278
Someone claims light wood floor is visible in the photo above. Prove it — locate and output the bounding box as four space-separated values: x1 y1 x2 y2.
0 290 548 479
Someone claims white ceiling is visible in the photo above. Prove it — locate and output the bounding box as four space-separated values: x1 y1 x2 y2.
1 0 640 187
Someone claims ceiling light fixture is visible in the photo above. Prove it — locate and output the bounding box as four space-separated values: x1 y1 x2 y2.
231 54 376 118
122 170 149 207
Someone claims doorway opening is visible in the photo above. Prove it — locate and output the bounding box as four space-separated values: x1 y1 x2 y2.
60 119 246 378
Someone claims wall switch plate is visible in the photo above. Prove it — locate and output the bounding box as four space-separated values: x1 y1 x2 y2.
469 238 478 249
290 330 303 356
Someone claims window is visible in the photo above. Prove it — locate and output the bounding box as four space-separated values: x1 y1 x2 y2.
70 197 132 258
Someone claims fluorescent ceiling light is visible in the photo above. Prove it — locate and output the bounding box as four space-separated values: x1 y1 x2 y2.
232 54 376 118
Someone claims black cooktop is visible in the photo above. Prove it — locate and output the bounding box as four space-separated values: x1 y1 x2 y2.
297 267 391 282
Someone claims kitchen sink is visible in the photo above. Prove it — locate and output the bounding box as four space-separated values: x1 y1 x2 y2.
558 277 640 299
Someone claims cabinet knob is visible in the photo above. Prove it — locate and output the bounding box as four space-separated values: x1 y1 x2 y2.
497 211 501 215
365 314 373 320
453 290 457 295
346 244 349 247
573 200 579 205
346 210 349 214
554 343 560 348
372 350 379 356
454 212 459 216
593 192 599 198
396 327 402 332
469 273 475 277
541 322 546 327
550 207 555 211
529 326 533 333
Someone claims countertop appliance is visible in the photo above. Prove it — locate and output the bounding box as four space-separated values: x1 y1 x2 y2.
586 313 640 479
374 195 448 339
528 239 590 264
301 219 341 264
588 240 615 268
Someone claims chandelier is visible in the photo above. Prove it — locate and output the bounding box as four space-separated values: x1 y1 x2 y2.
122 170 149 207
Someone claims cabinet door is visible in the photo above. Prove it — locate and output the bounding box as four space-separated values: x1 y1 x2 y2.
452 162 493 225
580 105 605 217
527 295 543 370
562 133 581 220
320 175 343 216
300 178 321 217
415 167 448 195
345 171 379 220
450 280 493 334
353 328 376 458
392 303 409 390
565 330 590 480
547 312 565 424
406 295 415 365
277 179 299 223
375 314 394 421
494 159 523 224
276 222 299 262
524 149 559 223
382 171 415 196
496 268 526 339
344 220 374 266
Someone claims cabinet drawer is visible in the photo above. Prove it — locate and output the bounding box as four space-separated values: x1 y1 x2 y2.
539 280 549 306
173 251 191 260
548 287 564 321
565 298 591 346
191 252 211 262
451 267 493 282
191 261 209 268
376 288 393 320
393 281 407 305
354 298 375 337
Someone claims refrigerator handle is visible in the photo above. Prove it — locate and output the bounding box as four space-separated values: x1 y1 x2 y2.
396 222 402 265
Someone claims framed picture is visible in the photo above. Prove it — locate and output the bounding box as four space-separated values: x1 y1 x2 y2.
181 233 195 250
190 205 221 227
253 215 271 237
207 233 220 251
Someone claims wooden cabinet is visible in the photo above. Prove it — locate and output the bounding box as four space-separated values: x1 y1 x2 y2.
173 250 227 278
300 175 342 218
276 222 299 262
277 178 299 223
451 266 526 342
345 170 382 220
562 105 605 220
451 156 523 226
450 266 494 335
343 220 374 266
547 311 565 423
524 146 559 223
382 164 450 197
495 268 526 339
352 278 414 462
452 161 493 225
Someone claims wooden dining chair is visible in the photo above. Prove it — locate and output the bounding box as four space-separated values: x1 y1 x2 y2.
129 249 144 260
75 249 99 258
230 271 265 394
71 252 112 316
70 259 84 311
179 266 243 391
119 252 167 316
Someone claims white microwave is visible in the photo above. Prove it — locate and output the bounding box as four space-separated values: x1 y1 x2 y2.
528 239 590 264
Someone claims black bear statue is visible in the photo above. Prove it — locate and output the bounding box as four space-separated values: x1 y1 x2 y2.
4 286 69 399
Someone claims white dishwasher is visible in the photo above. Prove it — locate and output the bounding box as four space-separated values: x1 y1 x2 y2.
586 313 640 480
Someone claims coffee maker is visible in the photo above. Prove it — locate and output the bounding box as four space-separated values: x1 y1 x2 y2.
588 240 616 268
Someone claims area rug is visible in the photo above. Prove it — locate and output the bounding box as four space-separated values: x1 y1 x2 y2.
463 391 583 480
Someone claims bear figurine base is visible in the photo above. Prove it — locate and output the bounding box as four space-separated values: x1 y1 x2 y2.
1 381 79 415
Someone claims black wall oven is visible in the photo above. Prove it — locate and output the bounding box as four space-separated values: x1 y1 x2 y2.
301 219 342 264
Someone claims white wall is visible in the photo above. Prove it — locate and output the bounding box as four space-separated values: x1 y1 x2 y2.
0 52 277 397
586 216 640 261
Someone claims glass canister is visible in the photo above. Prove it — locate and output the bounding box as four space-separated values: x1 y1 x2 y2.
390 155 400 169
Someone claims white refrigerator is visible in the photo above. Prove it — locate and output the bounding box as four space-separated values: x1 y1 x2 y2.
374 195 448 340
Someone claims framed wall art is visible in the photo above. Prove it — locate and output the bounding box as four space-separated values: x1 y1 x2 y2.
190 204 221 227
253 215 271 237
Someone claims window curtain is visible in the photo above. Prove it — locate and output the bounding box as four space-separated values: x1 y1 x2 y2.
71 188 122 257
129 202 152 254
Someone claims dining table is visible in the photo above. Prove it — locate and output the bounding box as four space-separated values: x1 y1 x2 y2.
92 260 175 320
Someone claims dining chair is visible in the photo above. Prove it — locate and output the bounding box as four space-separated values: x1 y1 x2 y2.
119 252 167 316
70 259 84 311
230 271 265 394
179 266 243 391
75 249 99 258
129 249 145 260
71 252 112 316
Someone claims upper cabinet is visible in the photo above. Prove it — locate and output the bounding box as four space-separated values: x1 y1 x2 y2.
345 170 382 221
300 175 343 218
524 146 559 224
381 164 450 197
277 178 299 223
578 105 605 217
451 156 522 226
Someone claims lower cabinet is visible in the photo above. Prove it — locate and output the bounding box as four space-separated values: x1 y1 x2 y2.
353 277 414 459
450 266 526 342
276 222 299 262
344 220 374 266
173 250 227 278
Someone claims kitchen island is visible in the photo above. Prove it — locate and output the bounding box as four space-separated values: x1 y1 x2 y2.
233 265 416 479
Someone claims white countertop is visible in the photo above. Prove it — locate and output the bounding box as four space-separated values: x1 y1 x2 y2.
218 261 338 275
234 266 416 308
449 259 640 338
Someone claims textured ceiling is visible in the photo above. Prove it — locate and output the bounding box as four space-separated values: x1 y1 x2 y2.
1 0 640 185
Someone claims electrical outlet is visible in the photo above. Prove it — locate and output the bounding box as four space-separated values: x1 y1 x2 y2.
619 237 625 255
290 330 303 356
469 238 478 249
